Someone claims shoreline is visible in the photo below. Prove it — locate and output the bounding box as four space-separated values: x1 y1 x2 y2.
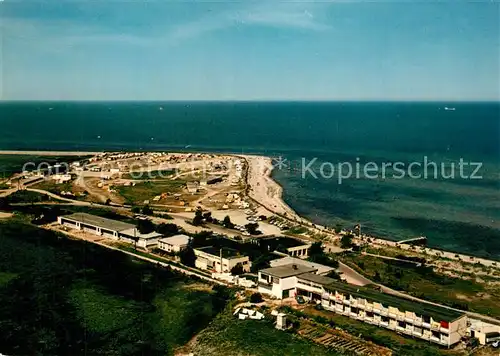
2 149 499 265
241 154 500 266
239 154 301 220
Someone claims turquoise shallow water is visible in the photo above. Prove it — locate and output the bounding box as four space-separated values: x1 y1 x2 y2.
1 101 499 258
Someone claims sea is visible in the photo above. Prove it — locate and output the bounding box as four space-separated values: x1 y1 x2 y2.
1 101 499 259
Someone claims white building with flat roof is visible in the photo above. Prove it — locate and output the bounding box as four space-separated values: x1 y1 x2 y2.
258 264 318 299
269 256 334 275
469 319 500 345
158 234 191 253
58 213 162 249
194 246 251 273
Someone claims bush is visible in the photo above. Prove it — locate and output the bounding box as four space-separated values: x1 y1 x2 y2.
245 222 260 235
230 263 244 276
136 219 155 234
178 247 196 267
142 205 153 216
249 293 263 303
223 215 234 229
192 209 204 226
156 223 179 237
341 234 354 249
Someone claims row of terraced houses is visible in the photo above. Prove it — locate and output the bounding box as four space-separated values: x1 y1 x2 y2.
258 263 468 347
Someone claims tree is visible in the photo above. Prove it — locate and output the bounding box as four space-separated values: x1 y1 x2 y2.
341 233 354 249
202 211 213 223
251 255 270 273
309 242 324 258
249 292 263 303
230 263 244 276
156 223 179 237
131 206 141 214
308 242 339 268
334 223 342 234
191 230 212 248
245 222 260 235
0 197 11 211
136 219 155 234
178 246 196 267
222 215 234 229
142 205 153 216
192 209 204 226
326 270 342 280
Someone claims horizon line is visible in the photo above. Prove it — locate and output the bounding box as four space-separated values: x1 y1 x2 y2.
1 99 499 103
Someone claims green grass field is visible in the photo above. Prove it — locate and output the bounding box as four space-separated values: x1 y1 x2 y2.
31 180 77 195
0 219 231 355
5 190 58 204
117 180 186 205
191 306 341 356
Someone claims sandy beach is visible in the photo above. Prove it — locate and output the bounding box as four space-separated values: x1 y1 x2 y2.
241 154 300 220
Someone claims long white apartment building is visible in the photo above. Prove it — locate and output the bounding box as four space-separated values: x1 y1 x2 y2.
58 213 162 249
258 263 467 347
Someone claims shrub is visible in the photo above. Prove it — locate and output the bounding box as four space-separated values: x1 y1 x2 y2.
249 293 263 303
230 263 244 276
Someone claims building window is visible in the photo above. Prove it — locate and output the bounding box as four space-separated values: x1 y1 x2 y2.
381 316 389 323
398 321 406 328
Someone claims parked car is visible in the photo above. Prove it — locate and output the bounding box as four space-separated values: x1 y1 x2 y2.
296 295 306 304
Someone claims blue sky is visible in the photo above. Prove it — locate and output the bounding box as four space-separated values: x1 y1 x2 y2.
2 1 499 101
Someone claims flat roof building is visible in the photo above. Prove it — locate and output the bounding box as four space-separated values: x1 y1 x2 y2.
194 246 251 273
259 237 312 259
58 213 162 249
270 256 334 275
468 319 500 345
259 264 319 299
158 234 191 253
258 263 467 347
